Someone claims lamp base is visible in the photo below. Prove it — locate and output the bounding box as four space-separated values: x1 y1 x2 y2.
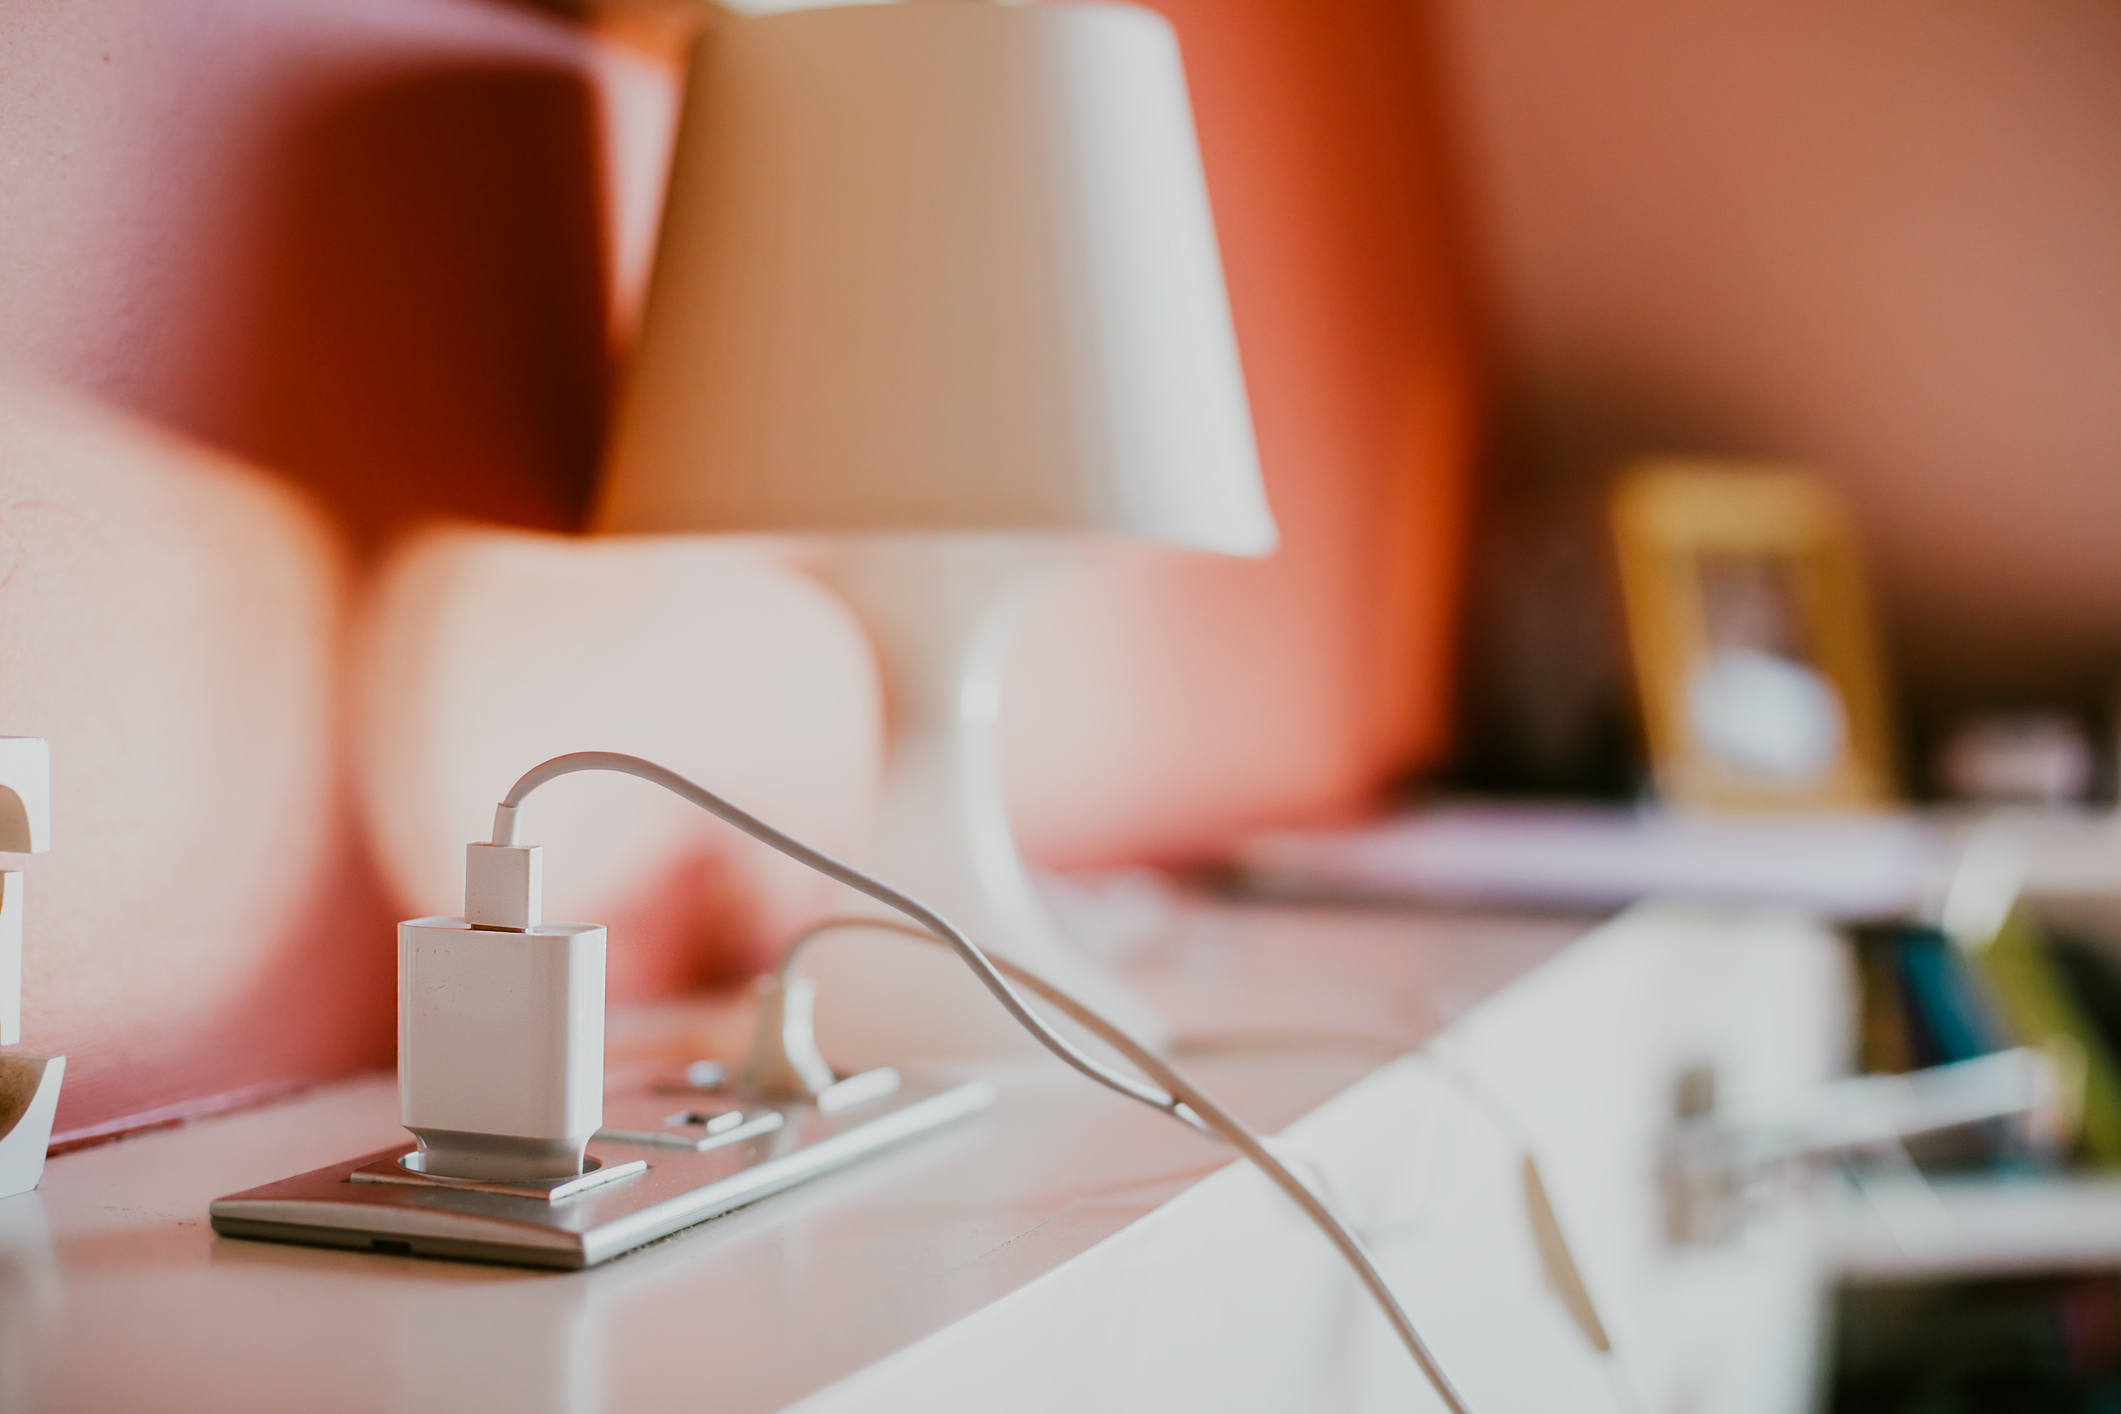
805 539 1170 1061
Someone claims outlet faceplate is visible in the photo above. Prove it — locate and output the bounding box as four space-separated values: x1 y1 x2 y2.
209 1072 993 1269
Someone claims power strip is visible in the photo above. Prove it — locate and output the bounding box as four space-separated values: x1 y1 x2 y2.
211 1068 991 1269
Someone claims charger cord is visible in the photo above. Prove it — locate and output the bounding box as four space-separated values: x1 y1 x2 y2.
495 752 1472 1414
1166 1027 1644 1414
781 916 1475 1404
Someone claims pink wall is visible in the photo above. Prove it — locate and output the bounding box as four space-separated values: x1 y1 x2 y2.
0 0 658 550
1010 0 1476 858
1440 0 2121 764
1 0 693 1140
2 0 1472 1137
0 377 392 1146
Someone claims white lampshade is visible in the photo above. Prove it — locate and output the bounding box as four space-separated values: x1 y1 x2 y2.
597 1 1275 556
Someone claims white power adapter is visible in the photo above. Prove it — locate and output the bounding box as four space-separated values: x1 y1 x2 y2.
398 840 607 1181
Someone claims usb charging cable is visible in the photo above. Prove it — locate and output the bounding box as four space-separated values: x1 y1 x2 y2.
493 751 1474 1413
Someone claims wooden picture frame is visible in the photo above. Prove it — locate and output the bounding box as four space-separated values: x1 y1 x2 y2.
1611 461 1897 811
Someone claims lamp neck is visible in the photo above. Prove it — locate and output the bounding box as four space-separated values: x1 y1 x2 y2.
823 540 1074 735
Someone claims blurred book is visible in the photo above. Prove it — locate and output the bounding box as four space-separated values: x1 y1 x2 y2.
1856 939 1919 1075
1899 926 2007 1068
2054 938 2121 1069
1969 912 2121 1170
1855 913 2121 1172
1237 803 1946 917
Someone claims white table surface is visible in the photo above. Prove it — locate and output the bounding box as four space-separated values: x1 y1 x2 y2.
0 900 1584 1414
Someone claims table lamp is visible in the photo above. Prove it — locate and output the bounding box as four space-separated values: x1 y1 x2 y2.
597 2 1274 1056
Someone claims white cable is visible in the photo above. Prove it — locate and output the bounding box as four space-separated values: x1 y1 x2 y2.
497 751 1474 1414
783 916 1477 1407
1174 1030 1645 1414
499 753 1172 1115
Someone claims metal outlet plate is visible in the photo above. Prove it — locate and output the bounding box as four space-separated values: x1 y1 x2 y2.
349 1151 650 1202
210 1075 994 1269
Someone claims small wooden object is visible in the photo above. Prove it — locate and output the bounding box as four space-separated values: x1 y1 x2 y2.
1612 463 1896 811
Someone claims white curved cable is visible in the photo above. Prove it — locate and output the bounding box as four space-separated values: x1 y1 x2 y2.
496 751 1473 1413
497 753 1170 1114
782 916 1473 1410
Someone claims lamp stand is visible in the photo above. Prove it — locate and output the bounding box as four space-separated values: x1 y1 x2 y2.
804 538 1170 1060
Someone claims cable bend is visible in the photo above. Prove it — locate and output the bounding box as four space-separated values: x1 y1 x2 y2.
497 753 1174 1115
